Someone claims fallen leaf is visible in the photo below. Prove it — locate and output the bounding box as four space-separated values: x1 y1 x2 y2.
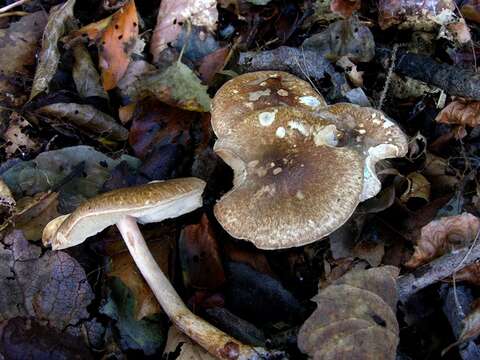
72 43 109 99
405 213 480 268
0 230 94 330
224 241 275 277
131 61 211 112
399 172 431 208
179 214 226 290
108 234 175 320
3 113 40 157
0 145 140 210
100 277 164 355
443 299 480 354
331 0 360 17
99 0 139 90
449 262 480 285
198 46 230 84
298 266 399 360
150 0 218 62
30 0 76 100
461 1 480 23
302 17 375 62
163 326 215 359
37 103 128 141
116 60 156 102
436 100 480 127
336 56 364 87
0 317 92 360
0 12 47 106
13 192 60 241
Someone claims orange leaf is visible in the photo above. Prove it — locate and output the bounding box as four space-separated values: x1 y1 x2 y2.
436 100 480 127
405 213 480 268
99 0 139 90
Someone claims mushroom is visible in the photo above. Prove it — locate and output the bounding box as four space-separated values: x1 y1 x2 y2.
211 71 408 249
43 178 278 360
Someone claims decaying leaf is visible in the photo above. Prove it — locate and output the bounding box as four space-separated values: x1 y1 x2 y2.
179 214 226 290
399 172 431 206
117 60 156 101
37 103 128 141
3 113 40 157
330 0 360 17
198 46 230 84
99 0 139 90
436 100 480 127
13 192 60 241
0 12 47 106
150 0 218 62
423 153 458 193
449 262 480 285
0 230 94 330
163 326 215 359
406 213 480 268
100 278 164 355
298 266 400 360
336 56 363 87
302 17 375 62
0 145 140 210
130 61 211 112
30 0 76 100
108 234 175 320
461 1 480 23
72 43 109 99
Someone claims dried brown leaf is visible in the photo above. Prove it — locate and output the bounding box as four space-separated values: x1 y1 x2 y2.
436 100 480 127
150 0 218 62
0 12 47 106
399 172 431 206
72 43 108 99
461 1 480 23
330 0 360 17
449 262 480 285
405 213 480 268
37 103 128 141
99 0 139 90
298 266 399 360
30 0 76 99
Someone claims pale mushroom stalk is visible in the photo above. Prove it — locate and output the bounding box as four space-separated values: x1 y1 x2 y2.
117 216 271 359
43 179 281 360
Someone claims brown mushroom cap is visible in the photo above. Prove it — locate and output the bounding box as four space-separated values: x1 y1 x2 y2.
214 107 364 249
211 71 327 138
317 103 408 201
43 178 206 250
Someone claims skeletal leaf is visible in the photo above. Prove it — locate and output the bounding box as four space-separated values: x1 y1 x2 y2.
30 0 76 100
298 266 399 360
3 113 40 157
37 103 128 141
72 43 108 99
406 213 480 268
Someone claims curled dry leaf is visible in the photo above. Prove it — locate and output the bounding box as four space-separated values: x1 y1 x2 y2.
72 43 108 99
163 326 215 360
298 266 400 360
150 0 218 62
37 103 128 141
30 0 76 100
0 12 47 106
399 172 431 206
405 213 480 268
99 0 139 90
436 100 480 127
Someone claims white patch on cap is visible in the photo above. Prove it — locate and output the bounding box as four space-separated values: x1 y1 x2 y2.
288 120 310 136
273 167 282 175
277 89 289 96
383 119 395 128
249 89 271 101
313 125 340 147
298 96 321 108
258 110 277 126
358 129 366 134
276 127 286 138
296 191 305 200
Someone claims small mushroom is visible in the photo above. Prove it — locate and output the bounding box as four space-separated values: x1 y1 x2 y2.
211 71 327 138
43 178 277 360
211 71 408 249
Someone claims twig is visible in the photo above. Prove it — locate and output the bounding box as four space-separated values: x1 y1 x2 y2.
0 0 30 14
377 43 400 110
398 240 480 302
0 11 28 18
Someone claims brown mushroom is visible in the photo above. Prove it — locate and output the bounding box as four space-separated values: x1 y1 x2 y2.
211 71 327 138
43 178 279 360
211 71 408 249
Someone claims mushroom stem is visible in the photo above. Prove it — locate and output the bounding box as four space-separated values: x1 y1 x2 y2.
116 216 278 360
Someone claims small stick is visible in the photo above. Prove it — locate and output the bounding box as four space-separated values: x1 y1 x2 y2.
0 11 28 18
398 241 480 302
0 0 30 14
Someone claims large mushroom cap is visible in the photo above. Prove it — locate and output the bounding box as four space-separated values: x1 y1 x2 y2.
214 106 364 249
43 178 206 250
211 71 327 138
